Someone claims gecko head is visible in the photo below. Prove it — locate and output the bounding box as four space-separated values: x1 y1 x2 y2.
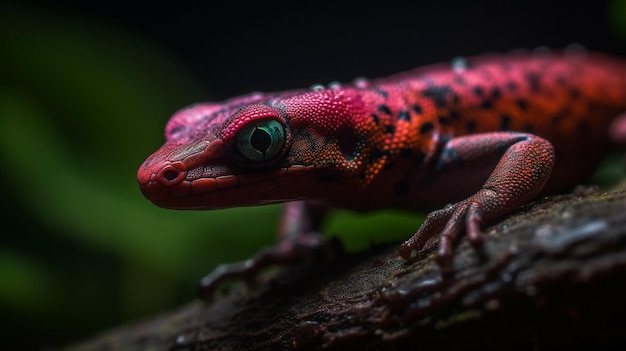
137 89 373 209
137 102 301 209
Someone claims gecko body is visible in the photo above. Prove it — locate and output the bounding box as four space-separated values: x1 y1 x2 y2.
137 49 626 297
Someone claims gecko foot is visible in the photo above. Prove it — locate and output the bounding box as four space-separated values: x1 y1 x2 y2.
399 133 554 271
398 195 491 272
198 232 341 300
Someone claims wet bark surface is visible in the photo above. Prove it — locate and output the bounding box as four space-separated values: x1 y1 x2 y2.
69 188 626 351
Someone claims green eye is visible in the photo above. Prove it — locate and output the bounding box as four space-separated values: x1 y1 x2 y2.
236 119 285 161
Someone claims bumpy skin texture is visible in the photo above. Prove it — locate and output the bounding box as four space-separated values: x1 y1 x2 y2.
138 50 626 296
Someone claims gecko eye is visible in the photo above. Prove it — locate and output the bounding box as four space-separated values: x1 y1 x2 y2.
235 119 285 161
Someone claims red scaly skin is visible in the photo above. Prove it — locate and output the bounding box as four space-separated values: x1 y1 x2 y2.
137 50 626 297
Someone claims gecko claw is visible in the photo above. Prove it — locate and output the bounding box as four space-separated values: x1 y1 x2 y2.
399 198 490 272
197 233 342 301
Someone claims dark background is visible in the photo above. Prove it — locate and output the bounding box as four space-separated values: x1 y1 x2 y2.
1 1 625 349
23 1 626 97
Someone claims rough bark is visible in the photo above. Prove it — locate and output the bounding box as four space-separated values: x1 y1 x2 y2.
69 187 626 351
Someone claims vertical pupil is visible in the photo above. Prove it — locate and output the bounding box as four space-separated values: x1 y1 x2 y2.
250 127 272 153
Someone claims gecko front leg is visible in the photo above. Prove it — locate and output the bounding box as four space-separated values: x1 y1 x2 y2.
197 201 334 299
399 132 555 270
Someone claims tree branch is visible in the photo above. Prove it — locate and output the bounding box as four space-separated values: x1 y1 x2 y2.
69 188 626 351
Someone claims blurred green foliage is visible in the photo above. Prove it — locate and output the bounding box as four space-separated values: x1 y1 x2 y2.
609 0 626 39
0 6 420 349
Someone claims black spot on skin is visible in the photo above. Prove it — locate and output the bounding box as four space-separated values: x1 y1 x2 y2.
555 75 567 86
371 113 380 125
491 87 502 100
438 115 451 125
506 81 518 92
422 85 454 108
551 114 564 125
398 110 411 121
369 148 385 162
472 86 485 96
375 88 388 98
412 104 423 114
394 181 410 196
385 125 395 134
553 107 572 125
358 171 366 180
448 110 460 120
569 88 581 99
526 72 541 92
500 114 512 131
465 120 476 133
337 126 357 161
420 121 435 134
400 148 413 158
378 104 392 115
480 100 493 109
517 99 529 111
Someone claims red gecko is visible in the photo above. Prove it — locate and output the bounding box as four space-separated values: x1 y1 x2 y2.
137 49 626 298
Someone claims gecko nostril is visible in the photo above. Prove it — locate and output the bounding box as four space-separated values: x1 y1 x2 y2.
163 169 179 181
157 163 186 185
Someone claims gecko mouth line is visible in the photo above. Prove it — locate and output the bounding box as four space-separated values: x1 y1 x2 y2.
140 164 312 209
